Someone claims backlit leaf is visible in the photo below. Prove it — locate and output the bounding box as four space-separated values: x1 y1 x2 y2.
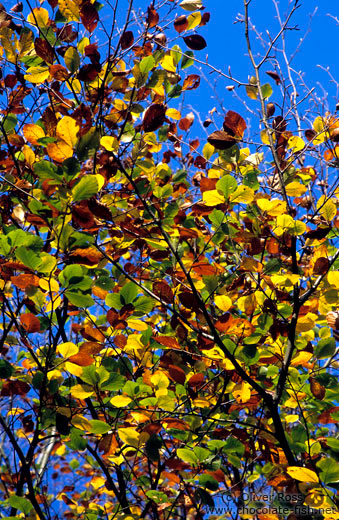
287 467 319 483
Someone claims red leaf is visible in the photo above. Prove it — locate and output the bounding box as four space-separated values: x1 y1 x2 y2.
223 110 247 138
119 31 134 50
1 380 30 396
80 1 99 33
309 377 326 400
4 74 17 88
143 103 167 132
183 35 207 51
207 130 238 150
154 336 180 349
77 64 101 82
34 38 54 64
174 15 188 33
20 313 41 333
153 281 174 304
147 6 159 28
182 74 200 91
168 365 186 385
179 112 194 131
200 12 210 26
265 70 281 85
188 373 204 388
10 274 40 290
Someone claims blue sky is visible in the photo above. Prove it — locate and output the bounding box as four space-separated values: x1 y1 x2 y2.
176 0 339 128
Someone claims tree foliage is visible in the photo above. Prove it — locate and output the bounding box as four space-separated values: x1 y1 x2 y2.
0 0 339 519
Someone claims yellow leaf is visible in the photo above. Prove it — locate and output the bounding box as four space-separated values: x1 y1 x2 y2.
39 278 59 293
319 199 337 222
229 185 254 204
187 11 202 29
24 66 49 84
202 190 225 206
286 466 319 483
27 7 49 27
166 108 181 120
214 295 232 312
64 361 83 377
45 294 62 313
290 351 313 366
72 415 92 432
56 116 79 148
22 145 35 167
285 414 299 423
57 342 79 358
118 427 141 447
59 0 80 21
313 116 328 144
161 55 177 73
110 395 132 408
327 271 339 287
233 382 251 404
100 136 118 152
71 384 94 399
47 140 73 162
257 198 287 216
23 124 45 145
95 174 105 191
126 319 148 331
151 371 169 389
260 129 275 145
285 181 307 197
287 135 305 153
271 273 300 287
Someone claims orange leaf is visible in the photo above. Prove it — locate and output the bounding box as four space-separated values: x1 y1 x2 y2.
23 124 45 145
20 313 41 333
11 274 40 289
154 336 180 349
47 141 73 162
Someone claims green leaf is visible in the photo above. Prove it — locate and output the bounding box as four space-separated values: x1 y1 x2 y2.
0 360 14 378
314 337 336 359
89 420 111 434
77 128 100 161
177 447 199 464
261 83 273 99
72 176 99 202
209 208 225 228
133 296 154 315
317 457 339 484
216 175 237 198
8 495 33 515
15 247 41 270
199 474 219 491
120 282 139 305
34 159 60 181
181 50 194 69
145 435 162 461
145 490 168 504
65 291 95 308
139 55 155 76
193 446 210 461
2 114 17 134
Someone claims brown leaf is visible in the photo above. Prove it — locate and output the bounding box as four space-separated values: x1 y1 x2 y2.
147 6 159 27
168 364 186 385
200 12 210 26
80 1 99 33
77 63 101 82
162 418 190 430
154 336 180 350
119 30 134 50
309 377 326 400
88 199 113 221
182 74 200 91
68 342 102 366
34 38 54 64
265 70 281 84
69 247 103 266
11 274 40 290
313 257 330 275
174 15 188 33
49 64 69 81
188 373 204 388
183 34 207 51
223 110 247 138
153 281 174 304
305 129 316 142
20 313 41 333
143 103 167 132
305 226 331 240
207 130 238 150
179 112 194 131
1 380 30 396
